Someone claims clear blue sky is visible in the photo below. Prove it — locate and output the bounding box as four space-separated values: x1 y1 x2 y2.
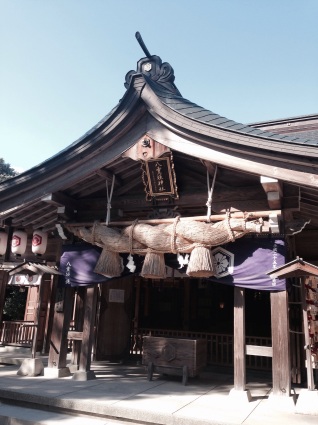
1 0 317 172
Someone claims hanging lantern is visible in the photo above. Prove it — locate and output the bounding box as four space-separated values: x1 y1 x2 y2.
32 229 48 256
11 229 28 256
0 230 8 256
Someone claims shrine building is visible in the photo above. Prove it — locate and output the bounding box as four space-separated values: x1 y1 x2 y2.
0 34 318 399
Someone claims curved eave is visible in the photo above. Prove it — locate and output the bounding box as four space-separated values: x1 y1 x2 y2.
1 71 318 215
0 75 147 208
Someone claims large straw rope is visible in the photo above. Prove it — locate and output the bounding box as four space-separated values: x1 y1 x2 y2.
68 215 258 254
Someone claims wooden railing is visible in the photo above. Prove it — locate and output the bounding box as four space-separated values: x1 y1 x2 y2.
0 321 36 347
131 328 272 370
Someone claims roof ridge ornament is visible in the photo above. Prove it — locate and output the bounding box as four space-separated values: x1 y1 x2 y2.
135 31 152 58
124 32 181 96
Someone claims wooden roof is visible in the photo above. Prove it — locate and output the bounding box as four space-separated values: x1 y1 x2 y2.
267 258 318 279
1 51 318 237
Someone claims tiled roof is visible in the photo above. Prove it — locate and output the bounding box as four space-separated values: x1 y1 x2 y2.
145 76 318 148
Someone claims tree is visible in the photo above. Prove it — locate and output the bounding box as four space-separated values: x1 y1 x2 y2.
3 286 27 320
0 158 18 183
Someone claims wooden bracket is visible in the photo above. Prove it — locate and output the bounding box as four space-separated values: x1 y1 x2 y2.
260 176 282 209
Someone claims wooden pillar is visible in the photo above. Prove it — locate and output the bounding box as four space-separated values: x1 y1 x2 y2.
144 281 150 317
44 275 58 353
71 287 85 367
45 285 73 377
183 278 190 330
270 290 291 396
73 285 98 380
133 278 141 353
31 274 44 359
233 287 246 391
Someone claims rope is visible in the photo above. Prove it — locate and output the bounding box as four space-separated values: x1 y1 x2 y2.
129 219 139 254
170 216 180 254
206 165 217 222
91 221 98 244
225 211 235 242
106 175 115 226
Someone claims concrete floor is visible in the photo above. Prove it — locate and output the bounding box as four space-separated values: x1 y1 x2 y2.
0 351 317 424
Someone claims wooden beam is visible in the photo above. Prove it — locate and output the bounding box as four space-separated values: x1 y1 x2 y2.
146 121 318 189
67 210 280 228
33 216 58 230
42 192 78 210
115 176 143 196
95 169 121 186
261 176 282 209
11 205 52 225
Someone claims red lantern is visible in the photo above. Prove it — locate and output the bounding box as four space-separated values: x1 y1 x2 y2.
32 230 48 255
11 230 27 256
0 231 8 256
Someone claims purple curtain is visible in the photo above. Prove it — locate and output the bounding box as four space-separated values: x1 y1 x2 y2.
59 244 106 287
207 237 286 291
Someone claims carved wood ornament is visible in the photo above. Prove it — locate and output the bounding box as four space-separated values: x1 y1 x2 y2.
123 135 178 201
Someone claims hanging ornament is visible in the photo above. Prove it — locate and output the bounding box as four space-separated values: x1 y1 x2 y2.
0 230 8 256
177 253 189 269
11 229 27 256
126 254 136 273
32 229 48 256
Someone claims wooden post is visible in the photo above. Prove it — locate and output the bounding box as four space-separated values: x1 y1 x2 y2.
233 287 246 391
270 290 291 396
133 278 141 353
183 278 190 330
44 275 58 353
31 274 44 359
301 277 315 390
45 285 73 377
73 285 98 380
230 286 251 401
71 287 85 367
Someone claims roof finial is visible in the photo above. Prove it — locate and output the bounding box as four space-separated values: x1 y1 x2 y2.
135 32 152 58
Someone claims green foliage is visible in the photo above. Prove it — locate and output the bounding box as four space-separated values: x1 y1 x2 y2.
3 287 27 321
0 158 18 183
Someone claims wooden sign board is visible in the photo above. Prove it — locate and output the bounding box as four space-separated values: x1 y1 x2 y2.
143 156 178 199
109 289 125 303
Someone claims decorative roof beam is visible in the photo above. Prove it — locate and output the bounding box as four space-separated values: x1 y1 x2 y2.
22 210 57 227
95 169 121 186
33 216 58 231
41 192 78 210
11 204 51 225
260 176 282 209
115 177 142 196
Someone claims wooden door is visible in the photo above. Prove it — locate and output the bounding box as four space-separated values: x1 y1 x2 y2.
96 276 133 360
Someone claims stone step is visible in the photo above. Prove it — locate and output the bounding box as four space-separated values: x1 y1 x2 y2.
0 402 145 425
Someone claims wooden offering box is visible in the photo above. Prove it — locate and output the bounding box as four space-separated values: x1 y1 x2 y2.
142 336 207 385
